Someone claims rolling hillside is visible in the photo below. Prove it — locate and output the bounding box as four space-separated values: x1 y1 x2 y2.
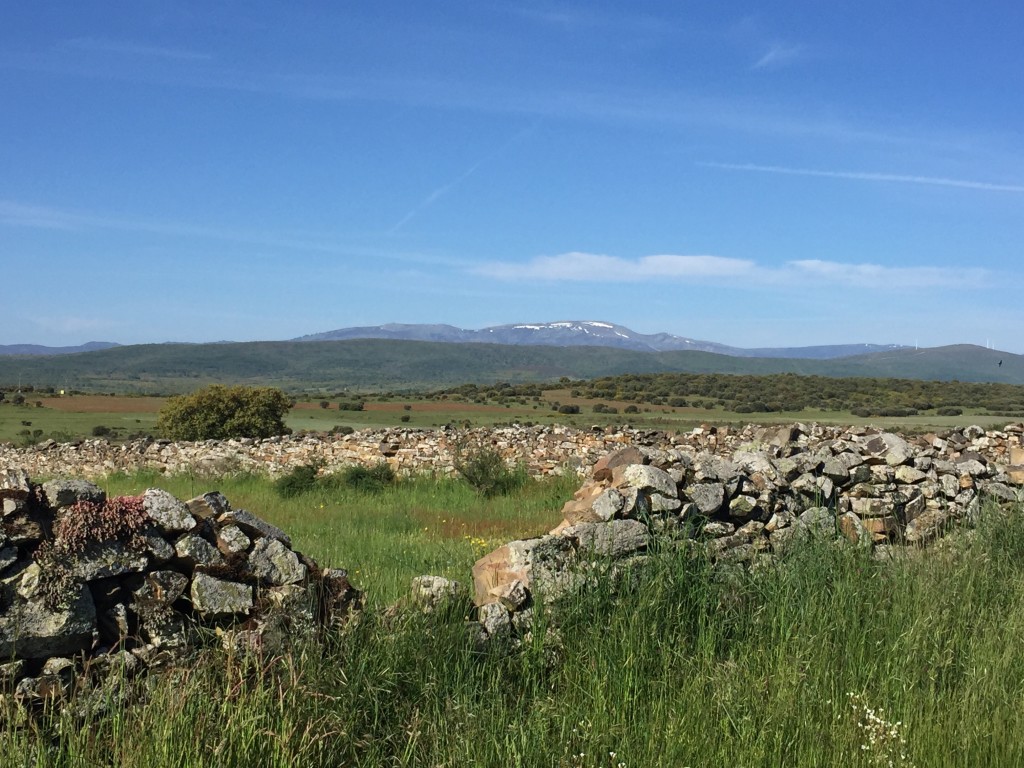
0 339 1020 394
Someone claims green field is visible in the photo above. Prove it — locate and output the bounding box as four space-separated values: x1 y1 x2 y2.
0 391 1016 447
5 470 1024 766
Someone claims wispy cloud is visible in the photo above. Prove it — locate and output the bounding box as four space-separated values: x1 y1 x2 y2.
701 162 1024 193
752 42 802 70
478 252 756 281
477 251 987 290
63 37 212 62
788 259 987 288
0 199 469 268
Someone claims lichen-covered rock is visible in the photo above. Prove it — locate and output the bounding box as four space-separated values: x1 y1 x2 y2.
687 483 726 516
174 534 225 568
904 509 950 544
409 575 465 612
478 601 512 638
143 489 196 534
219 509 291 547
563 519 650 559
70 540 149 581
0 581 96 659
619 464 677 498
248 537 307 586
189 573 253 619
216 524 251 555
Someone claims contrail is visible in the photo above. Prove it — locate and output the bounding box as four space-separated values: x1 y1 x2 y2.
390 160 484 234
390 121 542 234
699 161 1024 193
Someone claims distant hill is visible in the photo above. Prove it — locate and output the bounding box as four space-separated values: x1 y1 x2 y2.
0 341 120 356
295 320 907 360
0 339 1019 394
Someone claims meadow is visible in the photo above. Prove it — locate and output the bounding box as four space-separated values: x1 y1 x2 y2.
4 469 1024 766
0 388 1015 447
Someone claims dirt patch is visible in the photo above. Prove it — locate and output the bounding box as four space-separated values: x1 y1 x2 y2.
39 396 166 413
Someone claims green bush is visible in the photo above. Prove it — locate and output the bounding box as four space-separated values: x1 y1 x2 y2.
936 406 964 416
454 445 526 498
91 424 113 437
274 464 321 497
339 462 397 493
157 384 293 441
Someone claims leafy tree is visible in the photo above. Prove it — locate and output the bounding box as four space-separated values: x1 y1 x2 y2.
157 385 293 441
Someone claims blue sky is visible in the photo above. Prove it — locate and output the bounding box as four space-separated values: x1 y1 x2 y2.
3 1 1023 351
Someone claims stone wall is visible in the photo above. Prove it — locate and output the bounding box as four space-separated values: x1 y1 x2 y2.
3 422 1024 483
0 471 360 711
468 422 1024 643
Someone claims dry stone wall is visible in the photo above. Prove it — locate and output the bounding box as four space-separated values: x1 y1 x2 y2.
468 422 1024 643
3 422 1024 484
0 470 361 712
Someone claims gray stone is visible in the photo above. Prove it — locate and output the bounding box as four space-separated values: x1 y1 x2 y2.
142 527 175 563
492 579 530 611
248 537 307 586
620 464 678 498
186 491 231 520
728 495 758 517
981 482 1019 503
219 509 291 547
769 523 811 555
799 507 836 537
70 540 148 582
479 601 512 638
132 570 189 607
821 458 851 484
143 488 196 534
216 524 251 555
410 575 465 611
687 483 725 516
189 573 252 618
904 509 950 544
956 459 988 478
564 519 650 559
42 478 105 509
649 492 682 513
0 581 96 659
895 465 928 484
0 469 31 495
703 521 735 538
591 488 625 521
174 534 225 568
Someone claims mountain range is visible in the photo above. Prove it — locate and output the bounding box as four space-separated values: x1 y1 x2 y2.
291 320 908 359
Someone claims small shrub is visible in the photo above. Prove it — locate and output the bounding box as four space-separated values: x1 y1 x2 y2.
454 444 526 498
274 464 321 497
400 414 411 422
340 462 396 493
330 425 355 435
319 400 331 409
936 406 963 416
92 424 113 437
557 405 580 415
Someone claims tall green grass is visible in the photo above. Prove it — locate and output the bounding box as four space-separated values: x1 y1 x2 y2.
99 469 578 605
6 477 1024 766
